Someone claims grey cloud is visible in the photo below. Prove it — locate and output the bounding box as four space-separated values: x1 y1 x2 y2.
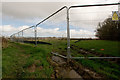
2 0 118 20
1 0 119 37
2 2 72 19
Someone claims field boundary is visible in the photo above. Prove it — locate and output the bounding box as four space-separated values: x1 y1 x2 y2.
10 3 120 61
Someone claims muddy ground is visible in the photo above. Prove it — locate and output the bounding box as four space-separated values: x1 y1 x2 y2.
47 55 103 79
70 44 120 65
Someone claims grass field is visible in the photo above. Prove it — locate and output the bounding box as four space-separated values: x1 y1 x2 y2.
50 39 120 79
71 40 120 79
71 40 120 57
2 39 120 79
2 42 53 78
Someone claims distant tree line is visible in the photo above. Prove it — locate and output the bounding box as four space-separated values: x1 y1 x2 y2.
96 17 120 41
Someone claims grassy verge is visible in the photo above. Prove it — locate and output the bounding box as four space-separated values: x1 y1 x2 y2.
71 40 120 57
2 39 120 79
48 39 120 79
70 40 120 79
2 42 53 78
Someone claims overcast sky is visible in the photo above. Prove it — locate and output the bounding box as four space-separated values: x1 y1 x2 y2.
1 0 119 38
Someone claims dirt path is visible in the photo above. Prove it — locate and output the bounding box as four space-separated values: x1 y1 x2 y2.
48 56 83 79
48 55 102 79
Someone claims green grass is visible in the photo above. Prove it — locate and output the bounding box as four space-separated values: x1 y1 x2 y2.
71 40 120 57
70 40 120 79
77 59 120 79
49 39 120 79
2 39 120 79
2 42 53 78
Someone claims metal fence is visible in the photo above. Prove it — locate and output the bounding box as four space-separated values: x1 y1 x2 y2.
10 3 120 61
10 6 68 55
69 3 120 59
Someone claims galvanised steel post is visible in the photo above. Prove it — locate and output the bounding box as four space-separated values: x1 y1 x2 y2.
10 35 12 41
34 26 37 46
67 3 120 60
22 30 23 43
18 32 19 42
11 35 13 42
67 7 71 62
13 34 14 42
14 34 16 42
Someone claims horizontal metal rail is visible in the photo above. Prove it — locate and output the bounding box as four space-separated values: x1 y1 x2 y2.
22 26 34 31
11 25 34 37
10 3 120 37
51 52 67 59
36 6 67 26
67 3 120 61
51 52 120 59
10 3 120 61
11 6 67 37
69 3 120 9
71 57 120 59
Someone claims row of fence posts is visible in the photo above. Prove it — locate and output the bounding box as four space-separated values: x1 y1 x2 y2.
10 3 120 62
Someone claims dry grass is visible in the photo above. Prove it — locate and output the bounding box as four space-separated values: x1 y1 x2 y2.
2 37 8 48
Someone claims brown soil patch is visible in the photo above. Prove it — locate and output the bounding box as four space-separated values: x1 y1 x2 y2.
69 60 103 79
27 60 43 73
39 66 43 70
27 64 36 72
48 55 103 79
21 54 30 58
